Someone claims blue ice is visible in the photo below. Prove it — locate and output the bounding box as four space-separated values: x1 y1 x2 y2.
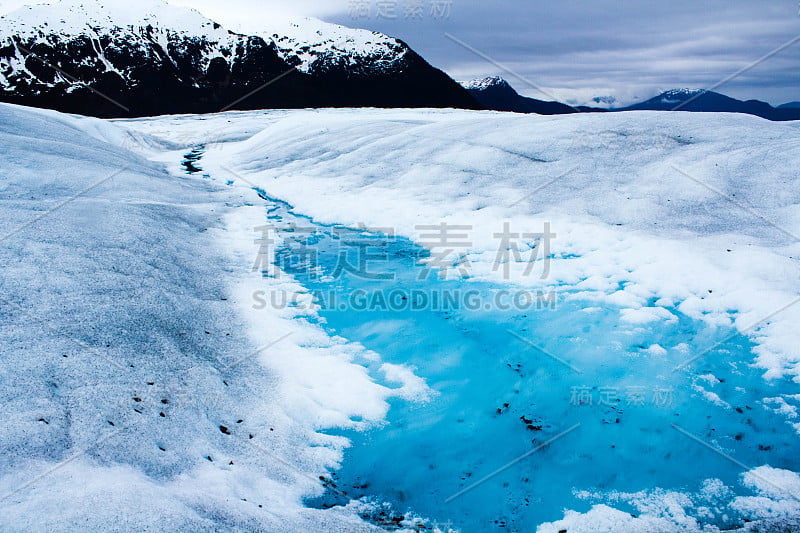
263 199 797 532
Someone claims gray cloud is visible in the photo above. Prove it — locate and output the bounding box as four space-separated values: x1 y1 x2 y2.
327 0 800 106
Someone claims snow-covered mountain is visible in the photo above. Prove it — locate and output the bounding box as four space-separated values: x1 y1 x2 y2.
460 75 508 92
263 17 406 75
0 0 479 117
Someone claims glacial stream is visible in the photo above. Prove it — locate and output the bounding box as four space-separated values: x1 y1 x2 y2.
189 149 799 532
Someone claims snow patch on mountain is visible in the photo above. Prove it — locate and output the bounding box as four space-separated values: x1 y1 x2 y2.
658 88 706 104
0 0 228 39
262 17 407 74
460 76 507 91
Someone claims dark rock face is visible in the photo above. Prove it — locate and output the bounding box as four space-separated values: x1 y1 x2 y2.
0 2 480 118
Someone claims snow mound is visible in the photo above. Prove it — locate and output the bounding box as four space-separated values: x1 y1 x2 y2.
538 470 800 532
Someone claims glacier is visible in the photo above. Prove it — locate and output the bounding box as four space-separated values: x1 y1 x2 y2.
1 102 800 532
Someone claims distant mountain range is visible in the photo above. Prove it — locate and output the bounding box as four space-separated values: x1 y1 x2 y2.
0 0 479 117
460 76 598 115
620 88 800 121
462 77 800 121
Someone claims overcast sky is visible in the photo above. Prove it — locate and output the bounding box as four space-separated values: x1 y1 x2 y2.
4 0 799 106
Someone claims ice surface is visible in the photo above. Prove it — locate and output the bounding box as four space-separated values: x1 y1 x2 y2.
266 208 797 530
4 102 799 531
0 102 405 531
186 108 798 530
194 108 800 384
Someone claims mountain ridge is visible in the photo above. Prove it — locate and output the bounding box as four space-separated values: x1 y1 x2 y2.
462 77 800 121
460 76 601 115
619 88 800 120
